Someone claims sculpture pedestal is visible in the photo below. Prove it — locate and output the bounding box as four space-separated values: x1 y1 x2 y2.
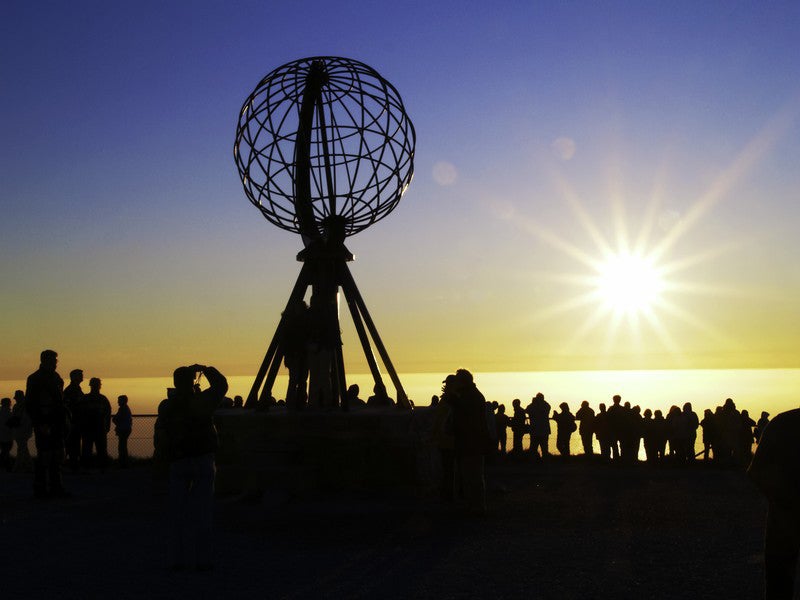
214 408 436 497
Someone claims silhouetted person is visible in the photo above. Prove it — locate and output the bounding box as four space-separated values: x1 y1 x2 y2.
282 298 310 410
652 410 668 461
252 394 277 411
527 393 551 459
232 395 244 409
432 375 456 502
510 399 526 455
152 393 172 481
345 384 365 409
594 403 612 461
0 398 12 471
683 402 700 461
700 409 716 461
606 395 625 460
495 404 510 454
83 377 112 468
485 400 498 457
575 400 595 456
666 405 687 462
713 406 725 460
161 363 228 571
112 395 133 468
306 295 335 409
748 408 800 599
627 405 644 463
741 409 756 462
642 409 657 462
367 382 394 407
451 369 489 515
26 349 68 498
552 402 576 456
63 368 86 469
618 403 640 463
717 398 741 465
11 390 33 473
755 411 770 443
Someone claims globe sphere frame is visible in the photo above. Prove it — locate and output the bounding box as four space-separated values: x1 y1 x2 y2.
234 57 415 411
234 56 416 240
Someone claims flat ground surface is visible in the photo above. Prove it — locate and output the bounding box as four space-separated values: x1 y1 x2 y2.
0 458 781 599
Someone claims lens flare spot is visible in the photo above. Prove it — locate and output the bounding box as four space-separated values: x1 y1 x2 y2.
432 161 458 186
551 137 576 161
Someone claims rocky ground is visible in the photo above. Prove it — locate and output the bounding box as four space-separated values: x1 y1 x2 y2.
0 457 778 599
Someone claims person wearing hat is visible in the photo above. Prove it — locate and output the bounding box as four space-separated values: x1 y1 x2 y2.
11 390 34 472
552 401 577 457
83 377 112 468
25 349 69 498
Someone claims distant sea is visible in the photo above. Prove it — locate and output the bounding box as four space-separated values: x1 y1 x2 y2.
2 368 798 417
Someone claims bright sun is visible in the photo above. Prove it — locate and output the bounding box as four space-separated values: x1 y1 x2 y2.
595 253 664 314
505 106 787 363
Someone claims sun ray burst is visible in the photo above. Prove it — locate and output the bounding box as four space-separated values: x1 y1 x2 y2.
497 102 799 367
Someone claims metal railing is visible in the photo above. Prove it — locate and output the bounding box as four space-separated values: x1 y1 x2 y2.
12 414 157 462
122 414 157 459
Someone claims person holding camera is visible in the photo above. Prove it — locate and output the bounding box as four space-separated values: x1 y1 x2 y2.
160 363 228 572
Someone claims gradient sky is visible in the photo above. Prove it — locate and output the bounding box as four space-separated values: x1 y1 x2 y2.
2 1 800 380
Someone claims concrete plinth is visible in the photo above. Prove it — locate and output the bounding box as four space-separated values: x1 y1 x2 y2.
214 407 436 496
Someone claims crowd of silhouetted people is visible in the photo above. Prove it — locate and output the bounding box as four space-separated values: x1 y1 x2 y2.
422 372 773 520
431 389 770 469
5 353 799 595
426 371 799 599
1 351 135 494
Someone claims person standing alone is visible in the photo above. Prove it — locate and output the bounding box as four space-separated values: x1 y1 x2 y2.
112 395 133 468
25 349 68 498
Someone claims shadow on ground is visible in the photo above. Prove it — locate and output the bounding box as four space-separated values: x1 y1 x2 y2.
1 459 769 599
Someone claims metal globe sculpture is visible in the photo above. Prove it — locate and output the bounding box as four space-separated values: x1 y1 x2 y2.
234 57 415 410
234 56 415 241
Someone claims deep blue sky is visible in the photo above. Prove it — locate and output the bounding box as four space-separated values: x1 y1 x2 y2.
2 1 800 378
